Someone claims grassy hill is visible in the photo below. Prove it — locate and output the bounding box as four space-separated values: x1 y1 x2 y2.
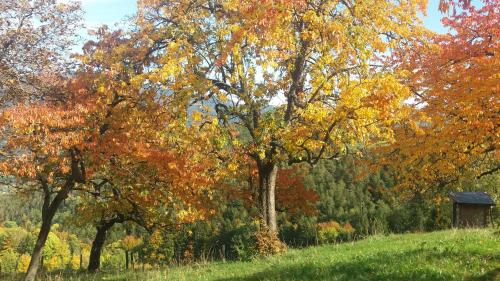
3 229 499 281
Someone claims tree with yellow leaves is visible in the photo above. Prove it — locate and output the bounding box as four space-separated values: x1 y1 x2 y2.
134 0 430 232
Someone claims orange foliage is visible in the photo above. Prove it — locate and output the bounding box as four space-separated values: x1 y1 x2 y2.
0 26 224 234
378 0 499 194
122 235 142 251
275 167 318 216
69 27 224 228
226 163 318 216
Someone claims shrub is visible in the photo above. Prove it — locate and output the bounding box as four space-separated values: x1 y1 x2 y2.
338 222 355 241
42 232 71 271
317 221 355 244
229 223 257 260
317 221 341 244
17 254 30 273
254 227 286 257
0 229 10 252
214 201 259 261
0 249 19 273
70 255 80 270
101 248 124 271
139 230 175 266
388 207 413 233
17 232 36 255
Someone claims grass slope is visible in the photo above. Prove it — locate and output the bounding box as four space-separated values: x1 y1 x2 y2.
3 229 499 281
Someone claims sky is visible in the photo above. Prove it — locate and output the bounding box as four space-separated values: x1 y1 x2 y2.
79 0 137 29
78 0 450 33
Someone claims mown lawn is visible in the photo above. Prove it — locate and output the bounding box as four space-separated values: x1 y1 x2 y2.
2 228 499 281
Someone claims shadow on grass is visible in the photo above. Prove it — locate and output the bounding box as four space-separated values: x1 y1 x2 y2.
466 268 500 281
215 248 498 281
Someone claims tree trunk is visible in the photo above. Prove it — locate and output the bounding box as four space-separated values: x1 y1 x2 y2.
88 215 124 273
88 223 112 273
125 251 129 270
24 212 52 281
258 163 278 232
24 182 71 281
131 252 135 269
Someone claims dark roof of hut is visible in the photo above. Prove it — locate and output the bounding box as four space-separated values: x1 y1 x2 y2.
449 192 496 205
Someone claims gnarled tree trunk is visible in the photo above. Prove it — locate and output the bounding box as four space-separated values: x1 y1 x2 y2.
87 224 111 272
25 150 84 281
125 250 129 270
131 251 134 269
24 180 73 281
88 216 124 273
257 162 278 232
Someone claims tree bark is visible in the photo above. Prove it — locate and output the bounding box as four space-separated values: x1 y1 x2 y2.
88 215 124 273
24 180 72 281
87 223 111 272
131 251 135 269
258 163 278 232
125 251 129 270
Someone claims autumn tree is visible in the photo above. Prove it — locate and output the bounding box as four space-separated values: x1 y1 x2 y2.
81 149 219 273
0 79 94 281
0 0 82 107
135 0 429 232
379 0 499 196
0 24 178 280
68 26 222 273
0 5 83 276
438 0 473 13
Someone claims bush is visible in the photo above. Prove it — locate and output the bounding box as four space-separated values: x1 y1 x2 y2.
101 248 124 271
338 222 355 241
17 232 36 255
318 221 341 244
0 228 20 252
0 249 19 273
42 232 71 271
0 229 9 252
139 230 175 266
229 223 258 260
70 255 80 270
17 254 30 273
214 201 260 261
388 207 413 233
254 227 286 257
190 221 216 260
317 221 355 244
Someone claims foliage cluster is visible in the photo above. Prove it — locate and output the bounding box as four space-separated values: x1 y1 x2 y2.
0 224 84 274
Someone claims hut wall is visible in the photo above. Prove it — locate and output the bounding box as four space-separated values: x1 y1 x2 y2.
458 204 487 227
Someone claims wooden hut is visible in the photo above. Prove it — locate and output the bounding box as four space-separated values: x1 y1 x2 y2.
449 192 496 228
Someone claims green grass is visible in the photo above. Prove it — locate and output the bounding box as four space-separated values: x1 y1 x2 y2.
3 229 499 281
